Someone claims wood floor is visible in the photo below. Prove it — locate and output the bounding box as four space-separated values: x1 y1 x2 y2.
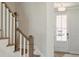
54 51 65 57
54 51 79 57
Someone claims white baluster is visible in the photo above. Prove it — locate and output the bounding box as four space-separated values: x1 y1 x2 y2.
23 37 26 57
20 33 22 57
13 16 15 44
6 8 9 38
10 12 12 44
26 40 29 57
2 3 6 37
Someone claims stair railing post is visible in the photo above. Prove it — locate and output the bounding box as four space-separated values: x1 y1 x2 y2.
28 35 34 57
14 12 17 52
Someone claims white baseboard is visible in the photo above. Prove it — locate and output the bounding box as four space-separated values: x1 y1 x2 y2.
68 50 79 54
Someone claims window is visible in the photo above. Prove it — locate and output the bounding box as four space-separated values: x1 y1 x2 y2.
56 14 67 41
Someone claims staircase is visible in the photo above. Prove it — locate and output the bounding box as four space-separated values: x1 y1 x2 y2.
0 2 34 57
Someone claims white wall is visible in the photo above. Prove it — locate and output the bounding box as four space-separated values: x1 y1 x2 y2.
15 2 29 34
46 3 55 56
26 3 47 56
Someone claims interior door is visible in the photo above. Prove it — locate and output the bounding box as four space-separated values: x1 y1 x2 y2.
67 7 79 54
54 12 68 52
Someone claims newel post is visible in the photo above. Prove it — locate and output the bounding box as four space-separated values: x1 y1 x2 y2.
28 35 34 57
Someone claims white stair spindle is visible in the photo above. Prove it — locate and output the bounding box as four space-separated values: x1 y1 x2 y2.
10 12 13 44
20 33 22 56
2 3 6 37
13 16 15 44
23 37 26 57
26 40 29 57
6 8 9 38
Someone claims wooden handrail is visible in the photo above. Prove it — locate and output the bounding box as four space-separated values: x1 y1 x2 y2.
16 28 34 57
16 28 29 40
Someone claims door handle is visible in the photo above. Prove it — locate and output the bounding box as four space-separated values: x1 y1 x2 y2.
67 33 69 39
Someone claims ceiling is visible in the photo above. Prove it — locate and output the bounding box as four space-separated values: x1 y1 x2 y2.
54 2 79 8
